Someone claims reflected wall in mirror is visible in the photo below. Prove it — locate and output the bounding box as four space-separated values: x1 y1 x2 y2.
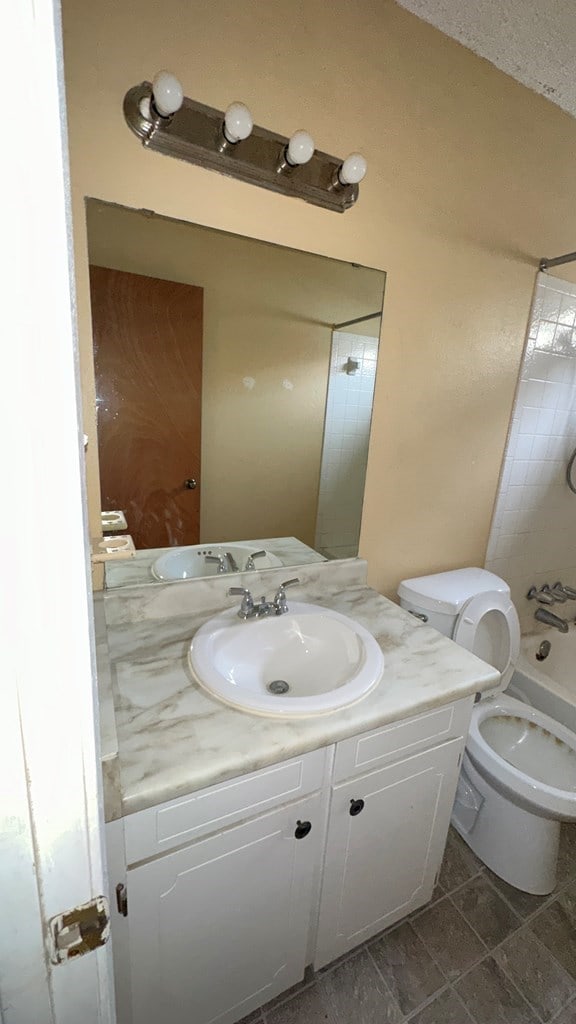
86 200 385 588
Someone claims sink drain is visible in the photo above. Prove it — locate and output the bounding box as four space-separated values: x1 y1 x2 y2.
267 679 290 695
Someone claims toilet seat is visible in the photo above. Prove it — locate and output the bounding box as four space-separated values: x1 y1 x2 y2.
467 694 576 819
453 590 520 690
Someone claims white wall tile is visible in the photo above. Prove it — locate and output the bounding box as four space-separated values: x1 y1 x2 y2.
486 274 576 631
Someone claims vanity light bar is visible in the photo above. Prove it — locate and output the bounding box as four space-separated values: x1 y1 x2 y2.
123 73 367 214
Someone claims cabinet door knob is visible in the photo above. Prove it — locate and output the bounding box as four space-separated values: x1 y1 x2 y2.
184 478 197 489
294 820 312 839
349 798 365 816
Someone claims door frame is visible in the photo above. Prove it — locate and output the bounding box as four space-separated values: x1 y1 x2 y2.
1 0 114 1020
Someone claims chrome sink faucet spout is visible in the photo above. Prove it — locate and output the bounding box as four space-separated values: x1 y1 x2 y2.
228 578 300 620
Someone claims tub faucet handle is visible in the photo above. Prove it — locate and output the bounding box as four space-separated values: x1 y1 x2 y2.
527 585 555 605
543 583 568 603
554 582 576 600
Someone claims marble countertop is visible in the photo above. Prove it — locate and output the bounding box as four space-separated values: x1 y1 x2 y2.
104 535 326 590
99 562 500 822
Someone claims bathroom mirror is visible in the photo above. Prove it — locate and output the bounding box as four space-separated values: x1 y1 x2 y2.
86 199 385 588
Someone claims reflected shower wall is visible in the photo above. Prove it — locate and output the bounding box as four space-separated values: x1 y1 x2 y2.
315 331 378 559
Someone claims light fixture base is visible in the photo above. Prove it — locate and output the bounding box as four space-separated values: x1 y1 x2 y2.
123 83 359 213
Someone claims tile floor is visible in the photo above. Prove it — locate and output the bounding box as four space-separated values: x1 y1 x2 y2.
242 825 576 1024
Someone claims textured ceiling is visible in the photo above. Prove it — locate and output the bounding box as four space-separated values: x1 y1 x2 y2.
396 0 576 119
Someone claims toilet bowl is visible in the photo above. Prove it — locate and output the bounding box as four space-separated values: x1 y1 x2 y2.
398 568 576 894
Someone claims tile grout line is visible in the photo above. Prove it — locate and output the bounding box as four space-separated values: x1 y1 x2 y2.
258 850 576 1024
405 904 481 987
441 906 574 1024
409 866 486 921
364 942 411 1022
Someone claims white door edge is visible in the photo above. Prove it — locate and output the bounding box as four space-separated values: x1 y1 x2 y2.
1 0 114 1020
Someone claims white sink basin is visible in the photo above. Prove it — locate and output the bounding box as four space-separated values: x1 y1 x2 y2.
152 543 283 581
189 602 384 717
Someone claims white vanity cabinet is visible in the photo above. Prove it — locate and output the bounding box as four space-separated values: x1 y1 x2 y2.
314 701 471 968
108 698 473 1024
111 748 329 1024
128 795 322 1024
314 738 462 967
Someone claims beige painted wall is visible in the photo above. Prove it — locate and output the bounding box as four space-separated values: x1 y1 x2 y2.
86 201 383 545
62 0 576 598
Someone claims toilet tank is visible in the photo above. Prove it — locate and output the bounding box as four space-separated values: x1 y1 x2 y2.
397 568 512 638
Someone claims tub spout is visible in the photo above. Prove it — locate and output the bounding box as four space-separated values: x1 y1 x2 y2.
534 607 569 633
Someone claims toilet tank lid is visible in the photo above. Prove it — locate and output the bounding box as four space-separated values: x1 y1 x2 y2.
397 567 511 615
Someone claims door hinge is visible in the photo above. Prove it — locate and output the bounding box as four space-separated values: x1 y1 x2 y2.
49 896 110 965
116 881 128 917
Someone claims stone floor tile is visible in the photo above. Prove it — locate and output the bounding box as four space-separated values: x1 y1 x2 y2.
321 948 404 1024
484 869 552 919
557 827 576 888
411 896 486 981
407 986 474 1024
452 874 522 949
369 921 445 1016
550 997 576 1024
454 957 539 1024
494 928 576 1022
263 983 329 1024
531 881 576 981
438 830 485 895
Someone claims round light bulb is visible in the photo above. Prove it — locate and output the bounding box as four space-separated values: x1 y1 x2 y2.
152 71 184 117
286 130 315 166
338 152 367 186
223 101 253 144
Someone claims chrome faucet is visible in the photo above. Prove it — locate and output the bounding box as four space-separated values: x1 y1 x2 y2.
206 551 239 573
552 581 576 599
527 585 555 605
273 578 300 615
225 551 239 572
244 550 266 570
228 578 300 620
228 587 255 619
206 554 228 574
534 606 569 633
541 583 568 603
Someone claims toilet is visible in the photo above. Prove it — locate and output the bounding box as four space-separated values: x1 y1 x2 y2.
398 567 576 895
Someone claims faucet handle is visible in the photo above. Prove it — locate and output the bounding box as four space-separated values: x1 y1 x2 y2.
244 550 266 570
227 586 255 619
527 586 555 605
276 578 300 594
273 578 300 615
545 584 568 603
206 554 227 572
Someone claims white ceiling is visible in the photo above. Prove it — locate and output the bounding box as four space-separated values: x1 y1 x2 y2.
396 0 576 119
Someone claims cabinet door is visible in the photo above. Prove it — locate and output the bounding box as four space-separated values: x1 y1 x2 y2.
315 738 462 969
128 794 321 1024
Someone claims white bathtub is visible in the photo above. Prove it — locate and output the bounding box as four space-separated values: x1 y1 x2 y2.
509 629 576 733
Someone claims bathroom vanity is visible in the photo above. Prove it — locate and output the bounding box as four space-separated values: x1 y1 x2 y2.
97 558 499 1024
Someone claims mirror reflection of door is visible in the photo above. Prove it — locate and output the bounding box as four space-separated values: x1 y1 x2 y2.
89 266 203 549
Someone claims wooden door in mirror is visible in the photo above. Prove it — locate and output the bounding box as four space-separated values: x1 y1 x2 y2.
89 266 203 549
